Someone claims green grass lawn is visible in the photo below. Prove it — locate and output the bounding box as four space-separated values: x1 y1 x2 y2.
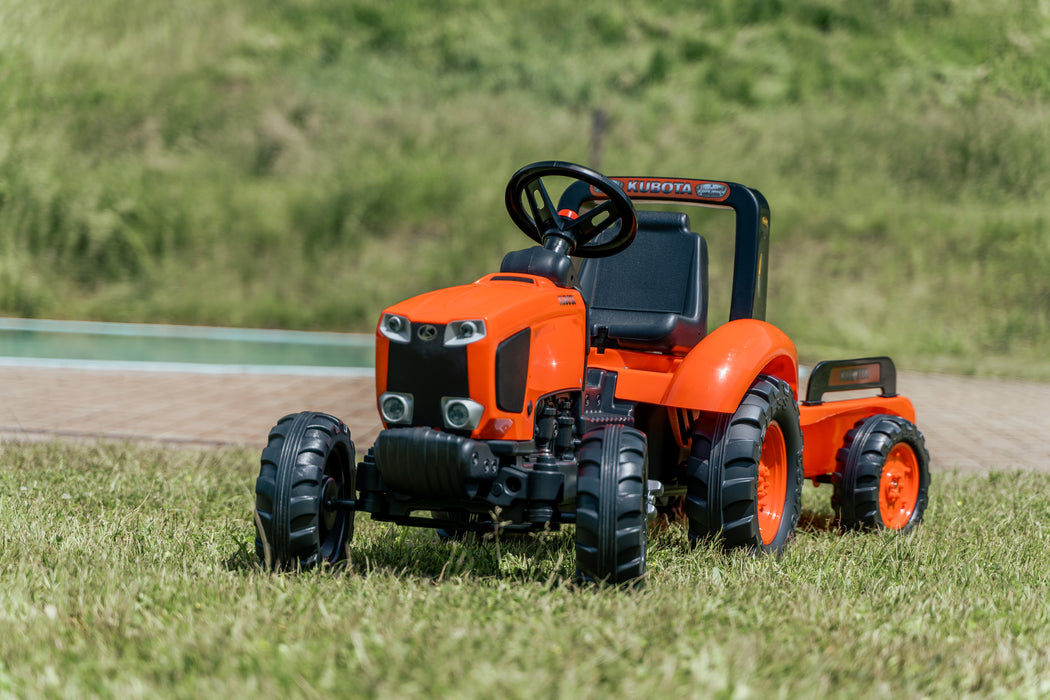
2 440 1048 698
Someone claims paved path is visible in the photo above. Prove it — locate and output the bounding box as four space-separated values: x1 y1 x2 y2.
0 367 384 450
0 366 1047 472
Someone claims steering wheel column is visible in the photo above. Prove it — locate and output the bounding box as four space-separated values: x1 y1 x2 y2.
505 161 638 259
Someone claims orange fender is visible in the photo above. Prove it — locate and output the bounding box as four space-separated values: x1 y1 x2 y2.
661 319 798 413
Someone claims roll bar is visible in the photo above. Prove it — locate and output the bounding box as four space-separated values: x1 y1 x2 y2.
558 177 771 321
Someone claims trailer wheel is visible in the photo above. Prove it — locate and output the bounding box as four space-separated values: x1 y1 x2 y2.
833 415 930 532
574 425 648 585
254 412 356 571
685 375 803 554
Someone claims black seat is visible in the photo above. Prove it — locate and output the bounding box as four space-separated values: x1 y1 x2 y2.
499 245 577 287
577 210 708 354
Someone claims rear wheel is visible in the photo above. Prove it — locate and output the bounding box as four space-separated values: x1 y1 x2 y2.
574 425 648 585
254 412 356 571
833 415 930 532
685 375 803 554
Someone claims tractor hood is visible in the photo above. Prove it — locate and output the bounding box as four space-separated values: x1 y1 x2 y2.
380 272 581 331
374 273 587 441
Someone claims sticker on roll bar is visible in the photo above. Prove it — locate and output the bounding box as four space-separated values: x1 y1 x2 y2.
589 178 731 204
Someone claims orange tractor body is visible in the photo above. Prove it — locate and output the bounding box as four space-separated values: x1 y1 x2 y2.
253 162 930 583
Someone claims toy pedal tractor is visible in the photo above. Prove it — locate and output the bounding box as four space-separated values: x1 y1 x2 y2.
253 161 930 584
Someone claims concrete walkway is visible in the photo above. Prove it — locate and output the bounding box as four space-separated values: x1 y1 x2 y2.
0 366 1046 472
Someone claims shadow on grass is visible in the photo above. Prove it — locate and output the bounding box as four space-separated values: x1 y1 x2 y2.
798 509 839 534
229 509 844 582
652 504 842 537
340 525 579 585
228 520 580 586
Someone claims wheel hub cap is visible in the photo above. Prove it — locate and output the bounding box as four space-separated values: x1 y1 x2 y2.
757 421 788 546
879 444 921 529
321 477 339 531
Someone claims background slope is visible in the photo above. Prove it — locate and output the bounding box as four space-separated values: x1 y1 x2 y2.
1 0 1048 376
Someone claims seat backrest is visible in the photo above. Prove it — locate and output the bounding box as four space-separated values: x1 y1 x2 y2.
577 210 708 354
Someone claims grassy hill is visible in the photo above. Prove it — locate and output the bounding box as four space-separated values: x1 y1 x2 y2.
1 0 1048 376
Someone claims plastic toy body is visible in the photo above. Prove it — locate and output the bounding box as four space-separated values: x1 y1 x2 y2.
253 161 930 584
375 273 586 443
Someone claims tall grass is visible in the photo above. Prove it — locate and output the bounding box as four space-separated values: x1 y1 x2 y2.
0 0 1048 375
2 440 1049 697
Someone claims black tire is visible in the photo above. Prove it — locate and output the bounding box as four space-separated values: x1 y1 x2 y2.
574 425 648 585
684 375 803 554
833 414 930 532
254 411 356 571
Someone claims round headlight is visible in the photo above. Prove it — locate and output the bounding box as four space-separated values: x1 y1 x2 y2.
382 395 406 422
380 314 412 344
445 402 471 428
440 397 483 430
444 320 486 346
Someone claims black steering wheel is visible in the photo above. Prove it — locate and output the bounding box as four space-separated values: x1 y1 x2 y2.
505 161 637 258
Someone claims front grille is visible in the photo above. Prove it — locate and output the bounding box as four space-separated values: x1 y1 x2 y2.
386 323 468 428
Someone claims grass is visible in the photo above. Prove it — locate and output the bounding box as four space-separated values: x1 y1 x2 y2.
0 0 1048 377
2 439 1049 698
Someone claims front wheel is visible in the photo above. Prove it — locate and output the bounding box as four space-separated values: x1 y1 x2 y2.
833 414 930 532
254 412 356 571
574 425 648 585
684 375 804 554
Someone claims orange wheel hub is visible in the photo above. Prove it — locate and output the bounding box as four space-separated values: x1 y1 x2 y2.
757 421 787 545
879 444 921 529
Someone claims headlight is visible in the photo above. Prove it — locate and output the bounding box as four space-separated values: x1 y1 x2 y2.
379 392 413 425
379 313 411 344
441 397 485 431
444 320 486 347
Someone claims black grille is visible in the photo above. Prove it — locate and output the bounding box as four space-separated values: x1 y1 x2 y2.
386 323 468 428
496 329 530 412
